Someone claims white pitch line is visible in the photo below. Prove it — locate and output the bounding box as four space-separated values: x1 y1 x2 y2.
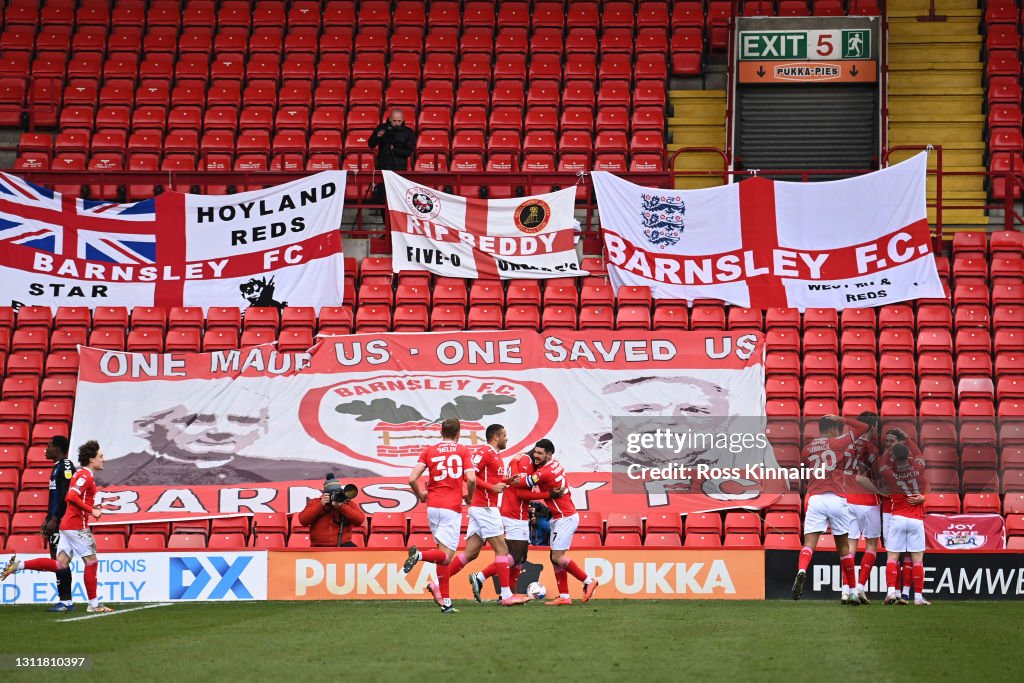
60 602 174 622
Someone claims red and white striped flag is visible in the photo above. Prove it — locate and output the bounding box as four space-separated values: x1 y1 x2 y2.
385 172 586 279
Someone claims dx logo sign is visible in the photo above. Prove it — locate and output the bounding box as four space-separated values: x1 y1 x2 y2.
169 556 253 600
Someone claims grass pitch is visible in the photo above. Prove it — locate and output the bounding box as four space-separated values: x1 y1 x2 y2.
3 600 1019 683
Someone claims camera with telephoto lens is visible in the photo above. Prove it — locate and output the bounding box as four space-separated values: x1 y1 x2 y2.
323 472 358 504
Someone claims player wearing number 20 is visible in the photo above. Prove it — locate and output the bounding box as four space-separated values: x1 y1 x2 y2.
515 439 599 605
792 416 869 605
403 418 476 614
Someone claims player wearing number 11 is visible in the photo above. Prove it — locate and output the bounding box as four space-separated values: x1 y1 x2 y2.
402 418 476 614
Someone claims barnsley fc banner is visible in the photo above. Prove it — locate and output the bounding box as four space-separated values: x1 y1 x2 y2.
71 330 780 522
268 548 765 600
925 514 1006 551
592 153 944 309
384 171 586 279
0 171 346 310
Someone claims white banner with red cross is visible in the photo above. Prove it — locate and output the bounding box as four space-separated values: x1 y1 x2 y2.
592 153 945 309
0 171 346 310
384 171 586 279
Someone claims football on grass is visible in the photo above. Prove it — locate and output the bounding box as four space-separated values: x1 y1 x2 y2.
527 582 547 600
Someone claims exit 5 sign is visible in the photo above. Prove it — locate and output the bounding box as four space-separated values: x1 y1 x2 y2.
739 29 872 60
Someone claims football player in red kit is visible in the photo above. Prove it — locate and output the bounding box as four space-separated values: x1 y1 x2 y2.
499 443 554 596
792 415 868 604
438 424 527 606
860 435 930 605
1 440 115 613
843 413 883 604
402 418 476 614
514 439 598 605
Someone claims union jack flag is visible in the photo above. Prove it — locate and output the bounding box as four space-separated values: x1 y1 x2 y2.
0 172 158 264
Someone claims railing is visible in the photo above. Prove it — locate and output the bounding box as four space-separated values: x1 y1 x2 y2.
8 146 1024 241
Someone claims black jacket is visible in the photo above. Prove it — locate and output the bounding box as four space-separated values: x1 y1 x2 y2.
368 122 416 171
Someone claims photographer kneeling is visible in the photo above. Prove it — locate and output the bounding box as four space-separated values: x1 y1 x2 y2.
299 474 366 548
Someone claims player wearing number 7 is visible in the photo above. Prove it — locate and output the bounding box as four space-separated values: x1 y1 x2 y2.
792 415 868 605
402 418 476 614
513 439 598 605
1 440 115 613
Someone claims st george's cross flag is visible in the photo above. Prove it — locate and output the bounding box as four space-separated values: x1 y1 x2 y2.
592 153 945 310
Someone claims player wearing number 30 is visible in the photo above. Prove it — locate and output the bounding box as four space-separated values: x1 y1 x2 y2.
513 439 598 605
403 418 476 614
792 415 869 605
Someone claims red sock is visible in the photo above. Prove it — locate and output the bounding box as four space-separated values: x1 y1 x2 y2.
912 562 924 595
447 552 467 578
797 546 813 572
508 564 521 592
483 556 510 588
559 557 589 583
555 568 569 597
420 549 449 565
858 551 876 587
840 554 856 590
901 559 912 593
437 563 450 600
886 559 898 589
24 558 60 572
84 561 98 600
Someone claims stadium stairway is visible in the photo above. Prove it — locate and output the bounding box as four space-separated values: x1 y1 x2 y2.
667 90 728 189
886 0 988 230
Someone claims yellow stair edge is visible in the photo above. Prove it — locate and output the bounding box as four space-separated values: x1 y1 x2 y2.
887 62 982 71
888 34 982 45
888 113 984 123
888 9 981 18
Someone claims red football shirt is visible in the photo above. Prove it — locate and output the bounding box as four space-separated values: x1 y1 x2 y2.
880 457 928 520
417 441 473 512
470 444 504 508
843 434 881 506
802 431 857 498
528 458 576 519
61 467 96 531
500 453 536 520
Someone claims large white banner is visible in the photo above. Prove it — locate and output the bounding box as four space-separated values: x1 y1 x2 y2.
385 171 586 278
70 331 780 518
0 171 346 310
0 551 267 604
593 153 945 309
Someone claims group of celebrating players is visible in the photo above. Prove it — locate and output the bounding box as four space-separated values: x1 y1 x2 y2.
794 412 931 606
401 418 598 613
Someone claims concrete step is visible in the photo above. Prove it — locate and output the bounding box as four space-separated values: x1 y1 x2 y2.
668 116 724 128
887 145 984 167
889 113 984 124
888 8 980 19
888 19 985 37
670 127 726 146
675 176 726 190
888 0 980 12
888 34 981 46
667 148 730 172
669 90 727 104
888 122 984 142
930 208 988 225
888 70 981 89
889 45 982 63
888 95 982 116
668 102 725 120
888 86 982 98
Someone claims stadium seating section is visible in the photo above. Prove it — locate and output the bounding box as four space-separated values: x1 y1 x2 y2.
4 0 881 200
0 231 1022 551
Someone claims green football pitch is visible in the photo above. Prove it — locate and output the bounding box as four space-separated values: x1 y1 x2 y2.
2 600 1020 682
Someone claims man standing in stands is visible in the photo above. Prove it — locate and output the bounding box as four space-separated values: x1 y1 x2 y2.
369 108 416 217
